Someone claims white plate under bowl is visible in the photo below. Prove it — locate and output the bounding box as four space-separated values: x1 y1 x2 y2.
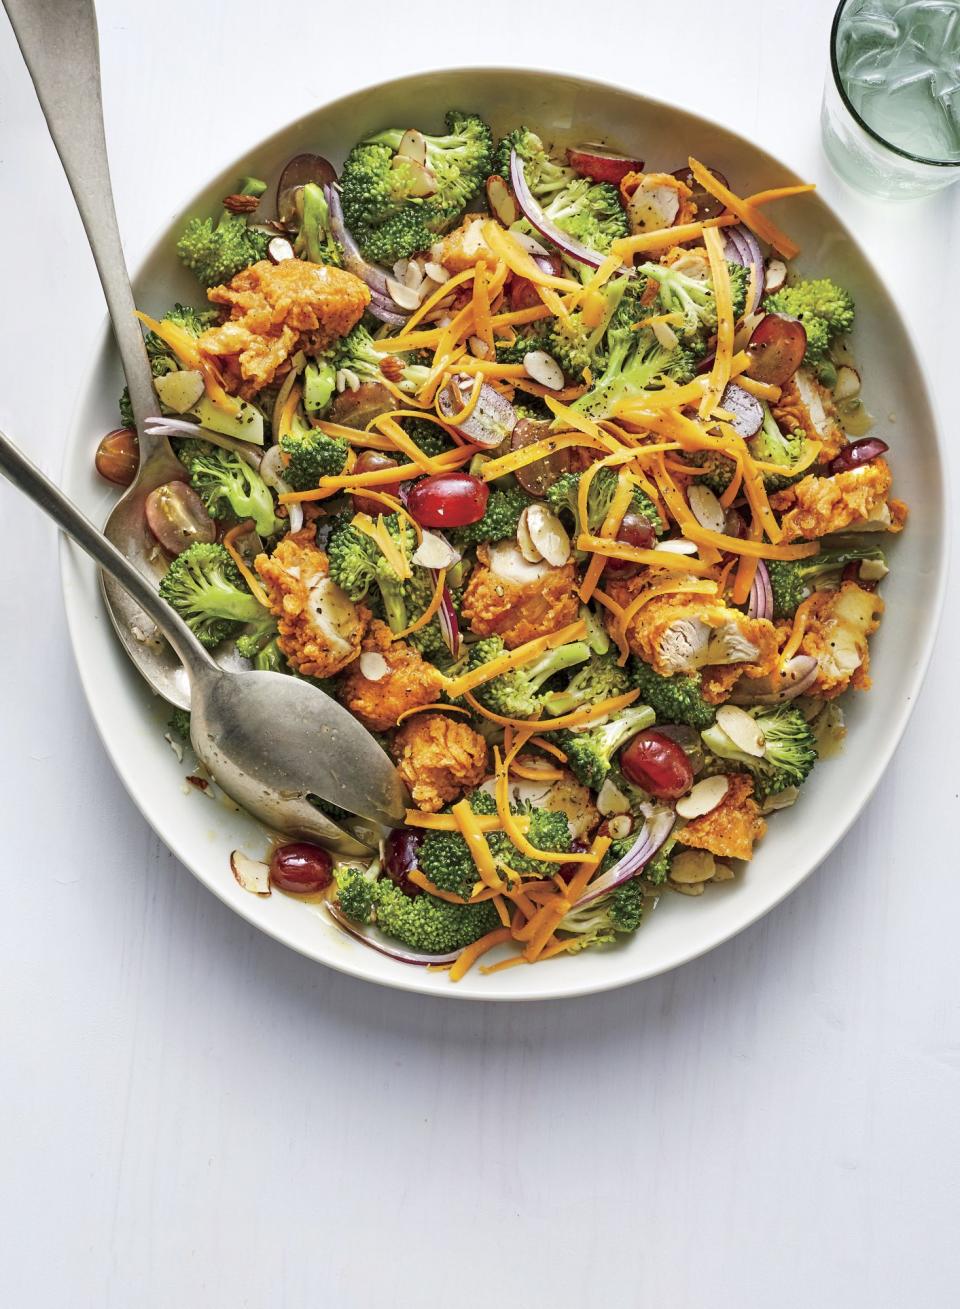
61 69 946 1001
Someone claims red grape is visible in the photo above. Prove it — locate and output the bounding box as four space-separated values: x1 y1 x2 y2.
351 450 403 516
407 471 489 528
510 418 572 496
329 381 395 429
145 481 216 555
746 313 807 386
384 829 422 898
620 730 694 799
829 437 889 475
603 512 657 579
95 427 138 486
568 147 644 185
670 165 729 219
270 842 333 894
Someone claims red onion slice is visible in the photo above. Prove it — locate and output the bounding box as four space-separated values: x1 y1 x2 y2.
723 224 765 313
325 902 463 965
510 149 619 272
747 560 773 621
436 580 461 658
324 184 412 320
437 375 517 447
573 810 676 909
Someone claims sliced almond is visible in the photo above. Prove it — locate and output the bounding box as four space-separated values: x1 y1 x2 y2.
392 259 410 281
833 365 861 401
656 538 699 555
687 484 727 535
716 704 766 757
402 261 424 291
606 814 634 840
423 261 450 284
524 503 571 567
711 862 736 881
764 258 787 293
486 174 518 227
858 556 888 581
511 230 552 257
153 369 205 414
230 851 271 896
412 530 461 569
359 652 390 682
396 128 427 166
669 849 717 883
650 319 680 351
386 277 423 311
760 785 800 813
597 777 631 816
516 506 543 563
468 335 490 358
268 236 295 263
392 155 436 197
675 775 730 820
523 350 564 390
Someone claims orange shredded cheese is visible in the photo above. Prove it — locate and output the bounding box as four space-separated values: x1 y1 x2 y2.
577 534 716 573
687 158 801 260
779 593 819 667
448 928 513 982
699 225 735 419
610 215 735 262
436 371 483 426
481 221 580 293
395 702 471 725
443 620 588 699
404 809 515 833
451 799 504 890
578 470 635 603
391 567 446 640
745 183 817 206
135 311 240 416
222 522 271 608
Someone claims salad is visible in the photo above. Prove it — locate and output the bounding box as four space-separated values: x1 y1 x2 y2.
94 111 906 983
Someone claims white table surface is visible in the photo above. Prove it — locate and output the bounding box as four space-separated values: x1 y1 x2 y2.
2 2 958 1304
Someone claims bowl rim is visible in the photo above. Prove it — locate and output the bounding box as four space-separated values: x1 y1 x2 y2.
59 65 950 1001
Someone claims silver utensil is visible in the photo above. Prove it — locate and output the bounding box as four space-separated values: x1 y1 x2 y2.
4 0 195 708
0 428 406 850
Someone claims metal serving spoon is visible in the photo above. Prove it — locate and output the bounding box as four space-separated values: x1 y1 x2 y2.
0 428 406 852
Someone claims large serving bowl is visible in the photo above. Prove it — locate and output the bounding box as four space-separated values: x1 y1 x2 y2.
61 69 947 1001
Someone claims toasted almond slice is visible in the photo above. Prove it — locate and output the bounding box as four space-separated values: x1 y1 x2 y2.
268 236 295 263
711 862 736 881
392 155 436 197
523 350 564 390
516 506 544 564
386 277 423 311
468 335 490 358
412 530 461 569
402 261 425 290
606 814 634 840
716 704 766 757
393 259 410 281
524 503 571 567
764 258 787 293
359 652 390 682
675 775 730 820
486 174 518 226
761 785 800 813
230 851 271 896
651 319 680 351
669 848 717 883
656 538 699 555
858 556 888 581
597 777 631 816
424 261 450 284
833 365 861 401
396 128 427 165
687 484 727 534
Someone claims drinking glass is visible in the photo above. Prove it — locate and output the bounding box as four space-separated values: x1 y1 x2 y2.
822 0 960 198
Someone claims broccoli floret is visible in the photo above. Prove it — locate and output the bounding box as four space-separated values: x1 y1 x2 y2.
748 404 818 492
303 360 337 416
644 832 679 886
638 260 748 338
501 130 628 253
451 483 534 548
467 635 591 719
546 277 630 378
687 448 737 496
629 658 716 730
279 427 349 490
167 707 191 743
494 327 554 366
558 878 645 950
569 324 698 421
558 704 656 791
175 177 269 287
176 439 282 537
512 396 552 423
330 323 430 395
293 182 343 267
158 542 273 649
701 705 818 799
401 416 456 459
542 650 632 716
372 878 500 953
766 545 887 619
121 303 215 424
341 111 494 264
326 513 431 635
763 277 855 365
334 862 379 923
252 635 286 672
546 466 664 539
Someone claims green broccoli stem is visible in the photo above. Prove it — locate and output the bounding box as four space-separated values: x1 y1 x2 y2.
525 641 592 692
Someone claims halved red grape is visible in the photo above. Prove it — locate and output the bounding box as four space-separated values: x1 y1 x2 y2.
270 842 333 894
407 471 489 528
720 382 763 438
351 450 403 516
145 481 216 555
670 165 729 219
510 418 572 496
276 153 337 224
384 829 422 898
603 512 657 579
568 146 644 185
620 729 694 799
745 313 807 386
828 437 889 475
329 381 396 429
95 427 139 486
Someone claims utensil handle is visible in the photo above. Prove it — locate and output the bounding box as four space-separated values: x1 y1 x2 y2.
0 428 215 679
3 0 161 440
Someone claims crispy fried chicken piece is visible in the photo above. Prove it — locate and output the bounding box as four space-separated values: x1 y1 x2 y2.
391 713 488 813
460 542 580 649
798 581 884 699
434 217 498 274
606 570 779 679
676 775 766 862
619 172 697 227
772 460 905 542
772 368 847 463
338 621 445 733
255 529 368 678
700 664 747 704
200 259 369 396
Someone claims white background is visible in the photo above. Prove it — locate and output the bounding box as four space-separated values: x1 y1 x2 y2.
2 2 958 1305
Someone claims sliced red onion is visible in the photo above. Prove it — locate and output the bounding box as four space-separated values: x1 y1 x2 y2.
731 654 820 704
324 184 411 319
366 294 410 328
747 559 773 621
719 381 763 438
437 580 461 658
325 901 462 965
573 810 675 909
511 149 618 272
437 375 517 447
724 225 765 313
143 415 263 466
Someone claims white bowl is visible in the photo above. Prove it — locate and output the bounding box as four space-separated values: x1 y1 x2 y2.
61 69 947 1001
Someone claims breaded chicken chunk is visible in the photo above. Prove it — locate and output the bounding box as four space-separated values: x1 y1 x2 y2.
200 259 369 396
338 620 445 733
619 172 697 227
676 775 766 862
255 529 368 678
606 570 779 679
771 368 848 463
434 217 498 274
460 541 581 649
391 713 489 813
798 580 884 699
772 460 905 542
